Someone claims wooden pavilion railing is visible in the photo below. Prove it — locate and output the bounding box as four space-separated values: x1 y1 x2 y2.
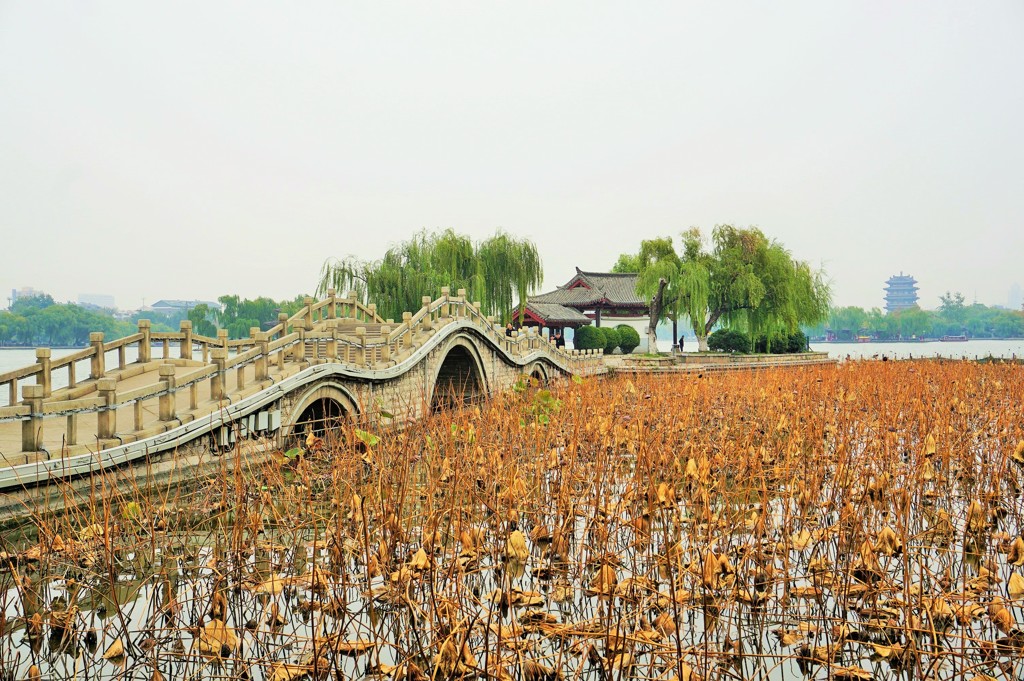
0 289 604 457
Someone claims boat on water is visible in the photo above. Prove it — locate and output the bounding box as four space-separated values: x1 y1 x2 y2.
856 335 871 343
940 335 968 342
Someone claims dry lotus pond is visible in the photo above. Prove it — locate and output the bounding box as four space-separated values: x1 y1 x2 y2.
1 360 1024 681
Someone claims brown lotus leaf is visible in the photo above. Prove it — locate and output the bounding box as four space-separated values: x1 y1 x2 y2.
1008 572 1024 599
102 638 125 660
196 619 238 659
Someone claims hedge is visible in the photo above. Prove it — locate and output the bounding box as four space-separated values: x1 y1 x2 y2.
601 327 620 354
573 325 603 351
616 324 641 354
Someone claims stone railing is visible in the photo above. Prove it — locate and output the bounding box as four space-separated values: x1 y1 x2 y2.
0 289 603 456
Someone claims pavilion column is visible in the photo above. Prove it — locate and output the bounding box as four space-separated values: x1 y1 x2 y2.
595 307 602 327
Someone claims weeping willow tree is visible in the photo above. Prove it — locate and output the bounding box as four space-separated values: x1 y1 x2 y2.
317 229 543 323
614 226 830 352
677 225 831 351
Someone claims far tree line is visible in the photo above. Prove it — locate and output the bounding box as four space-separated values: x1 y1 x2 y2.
0 294 309 347
806 292 1024 341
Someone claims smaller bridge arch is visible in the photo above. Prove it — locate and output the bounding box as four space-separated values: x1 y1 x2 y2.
429 335 489 413
524 361 549 385
287 382 361 441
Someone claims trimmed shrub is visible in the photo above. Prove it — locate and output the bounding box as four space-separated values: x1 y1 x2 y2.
754 330 809 354
786 330 809 353
601 327 620 354
616 324 641 354
707 329 750 353
573 325 603 351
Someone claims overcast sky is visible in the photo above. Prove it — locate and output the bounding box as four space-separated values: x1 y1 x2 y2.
1 1 1022 312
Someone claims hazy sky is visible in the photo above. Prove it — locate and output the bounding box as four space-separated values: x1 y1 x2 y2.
2 1 1022 312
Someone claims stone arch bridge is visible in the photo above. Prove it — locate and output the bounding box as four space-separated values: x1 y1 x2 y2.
0 289 605 491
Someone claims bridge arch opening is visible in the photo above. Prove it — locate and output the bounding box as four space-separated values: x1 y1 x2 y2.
431 345 486 413
287 384 360 445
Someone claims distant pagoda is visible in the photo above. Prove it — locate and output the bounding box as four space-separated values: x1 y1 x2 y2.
884 273 919 313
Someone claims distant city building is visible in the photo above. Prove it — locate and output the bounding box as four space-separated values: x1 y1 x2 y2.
884 273 919 313
1009 283 1022 311
146 299 223 315
79 293 116 309
10 286 47 305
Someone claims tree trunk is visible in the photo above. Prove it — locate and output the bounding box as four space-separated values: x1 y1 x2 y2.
696 334 709 352
647 278 668 354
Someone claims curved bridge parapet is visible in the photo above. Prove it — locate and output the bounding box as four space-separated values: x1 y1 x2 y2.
0 288 605 489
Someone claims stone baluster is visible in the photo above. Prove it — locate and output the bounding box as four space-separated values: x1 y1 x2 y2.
295 326 306 364
252 328 266 380
180 320 193 360
421 297 432 332
327 288 337 319
159 364 177 421
236 359 246 391
21 385 44 453
138 319 152 363
117 344 126 370
304 297 314 331
134 395 144 432
35 348 52 398
210 348 228 401
440 287 451 317
326 320 338 360
90 332 105 380
356 327 366 366
67 358 76 390
367 303 377 322
277 313 289 369
96 378 117 440
402 312 412 350
381 325 391 362
456 289 467 317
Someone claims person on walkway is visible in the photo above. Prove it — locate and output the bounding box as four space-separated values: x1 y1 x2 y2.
506 322 515 337
554 330 565 348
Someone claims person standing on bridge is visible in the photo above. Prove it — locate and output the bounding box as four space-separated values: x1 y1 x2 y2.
506 322 515 337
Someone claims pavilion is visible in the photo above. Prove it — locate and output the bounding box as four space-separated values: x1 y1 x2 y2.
512 268 648 334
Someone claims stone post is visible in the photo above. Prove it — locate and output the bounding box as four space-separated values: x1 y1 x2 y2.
218 328 229 351
96 378 117 440
66 411 78 446
356 327 366 366
253 328 269 380
90 332 105 380
295 327 306 364
367 303 377 322
35 348 52 398
456 289 466 317
210 348 228 401
421 296 432 331
67 359 76 389
21 385 44 452
402 312 412 350
179 320 193 360
137 319 152 363
159 364 177 421
304 297 314 331
326 320 338 360
381 325 391 362
441 287 451 317
278 312 289 339
327 288 337 319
